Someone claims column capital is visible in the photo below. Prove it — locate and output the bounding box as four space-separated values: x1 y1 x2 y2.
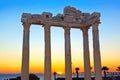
42 21 51 27
82 28 89 37
22 23 31 31
63 27 71 35
43 23 51 30
43 24 51 28
81 26 89 31
63 27 70 30
92 22 100 31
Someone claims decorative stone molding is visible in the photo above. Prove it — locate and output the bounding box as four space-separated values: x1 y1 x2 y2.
92 22 100 31
64 27 70 35
21 6 100 28
22 23 31 31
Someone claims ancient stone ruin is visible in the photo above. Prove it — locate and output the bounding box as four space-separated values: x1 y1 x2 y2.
21 6 102 80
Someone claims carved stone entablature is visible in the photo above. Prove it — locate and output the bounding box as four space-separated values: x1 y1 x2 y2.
85 12 100 26
41 12 53 21
52 14 64 22
21 13 42 24
63 6 82 23
21 13 32 23
21 6 101 28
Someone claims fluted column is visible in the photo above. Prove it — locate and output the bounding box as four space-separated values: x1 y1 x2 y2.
21 23 31 80
82 27 91 80
44 25 51 80
64 27 72 80
92 22 102 80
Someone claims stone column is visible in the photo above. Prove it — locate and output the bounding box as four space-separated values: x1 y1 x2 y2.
21 23 31 80
92 22 102 80
82 27 91 80
64 27 72 80
44 25 52 80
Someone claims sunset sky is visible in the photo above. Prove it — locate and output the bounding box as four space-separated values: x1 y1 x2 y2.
0 0 120 74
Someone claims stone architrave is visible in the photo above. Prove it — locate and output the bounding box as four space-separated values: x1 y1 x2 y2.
21 23 31 80
82 27 91 80
92 22 102 80
44 25 52 80
64 27 72 80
